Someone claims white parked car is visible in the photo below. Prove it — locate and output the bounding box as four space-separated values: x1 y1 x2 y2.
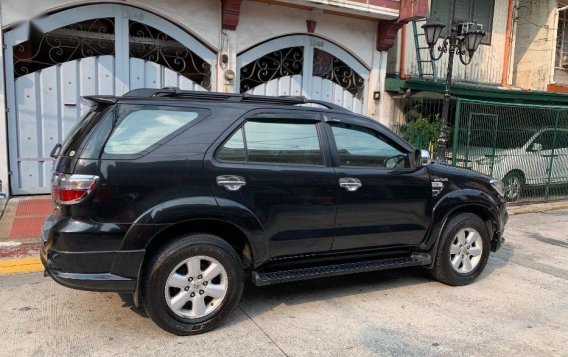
455 128 568 201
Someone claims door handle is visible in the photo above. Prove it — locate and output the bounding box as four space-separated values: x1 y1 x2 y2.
217 175 246 191
339 177 362 192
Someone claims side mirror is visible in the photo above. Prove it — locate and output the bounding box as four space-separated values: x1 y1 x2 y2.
416 149 430 166
530 143 543 152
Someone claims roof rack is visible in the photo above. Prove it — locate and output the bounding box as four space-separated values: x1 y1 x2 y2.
123 87 350 112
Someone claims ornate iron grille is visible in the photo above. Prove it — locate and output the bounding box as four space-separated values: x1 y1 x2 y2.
129 21 211 90
313 48 364 100
13 18 115 78
240 46 304 93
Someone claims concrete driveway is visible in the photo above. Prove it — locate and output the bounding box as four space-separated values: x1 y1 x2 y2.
1 210 567 356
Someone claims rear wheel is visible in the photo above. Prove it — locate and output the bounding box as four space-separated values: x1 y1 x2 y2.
503 171 524 202
431 213 491 286
143 234 244 335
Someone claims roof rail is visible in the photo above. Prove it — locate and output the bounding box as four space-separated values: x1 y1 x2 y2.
123 87 351 112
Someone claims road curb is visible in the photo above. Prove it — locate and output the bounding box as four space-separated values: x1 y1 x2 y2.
0 256 42 275
508 200 568 215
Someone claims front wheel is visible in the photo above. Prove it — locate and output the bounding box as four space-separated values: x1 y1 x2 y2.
143 234 244 335
431 213 491 286
503 171 525 202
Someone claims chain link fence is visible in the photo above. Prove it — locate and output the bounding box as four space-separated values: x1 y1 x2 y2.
451 99 568 203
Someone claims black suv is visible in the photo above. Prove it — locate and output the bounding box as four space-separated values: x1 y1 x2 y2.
42 88 507 335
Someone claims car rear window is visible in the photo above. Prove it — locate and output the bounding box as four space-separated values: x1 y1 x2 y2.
60 106 109 157
103 107 200 155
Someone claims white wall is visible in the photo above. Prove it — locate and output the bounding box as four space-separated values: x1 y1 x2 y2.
0 5 7 196
512 0 556 90
238 1 377 68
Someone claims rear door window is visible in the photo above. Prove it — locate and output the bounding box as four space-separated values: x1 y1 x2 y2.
103 106 202 155
217 120 323 165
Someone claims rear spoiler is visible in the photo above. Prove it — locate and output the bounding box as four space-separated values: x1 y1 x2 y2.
81 95 118 107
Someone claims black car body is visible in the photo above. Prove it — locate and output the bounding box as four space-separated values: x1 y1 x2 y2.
41 88 507 334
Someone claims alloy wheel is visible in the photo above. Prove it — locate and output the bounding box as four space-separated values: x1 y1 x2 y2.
449 228 483 274
164 255 228 319
504 176 521 200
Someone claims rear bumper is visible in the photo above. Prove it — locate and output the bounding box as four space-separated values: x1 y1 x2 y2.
40 245 142 292
40 214 144 292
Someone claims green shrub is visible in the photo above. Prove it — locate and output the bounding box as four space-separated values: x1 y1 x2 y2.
400 116 449 154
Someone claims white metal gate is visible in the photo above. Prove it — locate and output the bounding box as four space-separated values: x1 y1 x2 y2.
4 4 216 195
237 35 369 114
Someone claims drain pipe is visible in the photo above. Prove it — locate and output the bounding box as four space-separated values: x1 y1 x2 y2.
399 24 408 79
501 0 514 87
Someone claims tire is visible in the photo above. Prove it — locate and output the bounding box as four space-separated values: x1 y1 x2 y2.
431 213 491 286
143 234 244 335
503 171 525 202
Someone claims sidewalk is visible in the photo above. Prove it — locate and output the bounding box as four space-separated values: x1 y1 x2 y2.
0 196 51 274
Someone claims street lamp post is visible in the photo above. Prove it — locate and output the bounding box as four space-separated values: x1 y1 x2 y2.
422 1 486 162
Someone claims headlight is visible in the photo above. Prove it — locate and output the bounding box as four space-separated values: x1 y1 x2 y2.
476 156 504 166
490 179 505 197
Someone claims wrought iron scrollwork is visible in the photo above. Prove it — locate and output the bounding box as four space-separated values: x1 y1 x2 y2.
240 46 304 93
312 49 364 100
129 21 211 90
14 18 115 78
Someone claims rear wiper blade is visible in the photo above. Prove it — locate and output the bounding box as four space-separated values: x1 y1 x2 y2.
50 143 62 158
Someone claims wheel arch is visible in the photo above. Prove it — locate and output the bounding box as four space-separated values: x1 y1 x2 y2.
423 189 502 264
504 169 526 182
143 219 255 269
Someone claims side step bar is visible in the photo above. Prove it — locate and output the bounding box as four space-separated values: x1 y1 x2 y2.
252 254 431 286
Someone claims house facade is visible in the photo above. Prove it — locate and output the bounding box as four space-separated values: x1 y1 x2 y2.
0 0 429 196
385 0 568 129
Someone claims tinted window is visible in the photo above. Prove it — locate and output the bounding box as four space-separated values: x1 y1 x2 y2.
104 108 199 155
217 120 322 165
532 131 556 151
555 132 568 149
331 123 409 168
217 128 246 162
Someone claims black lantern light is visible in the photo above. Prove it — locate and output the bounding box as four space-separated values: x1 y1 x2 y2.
463 22 486 57
421 18 445 48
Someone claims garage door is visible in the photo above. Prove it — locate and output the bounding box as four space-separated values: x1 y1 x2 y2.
237 35 369 114
4 4 216 195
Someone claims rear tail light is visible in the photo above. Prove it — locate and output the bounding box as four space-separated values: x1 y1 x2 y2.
51 173 99 205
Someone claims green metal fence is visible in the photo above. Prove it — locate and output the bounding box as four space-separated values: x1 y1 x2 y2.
452 99 568 203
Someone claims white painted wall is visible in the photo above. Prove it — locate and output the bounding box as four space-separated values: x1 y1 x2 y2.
237 1 377 69
513 0 556 90
0 6 7 196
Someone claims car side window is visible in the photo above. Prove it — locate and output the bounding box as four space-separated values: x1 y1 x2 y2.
216 120 323 165
555 132 568 149
104 107 200 155
531 131 555 151
330 122 409 168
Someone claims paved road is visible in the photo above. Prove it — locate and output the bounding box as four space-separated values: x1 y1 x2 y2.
1 210 567 356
